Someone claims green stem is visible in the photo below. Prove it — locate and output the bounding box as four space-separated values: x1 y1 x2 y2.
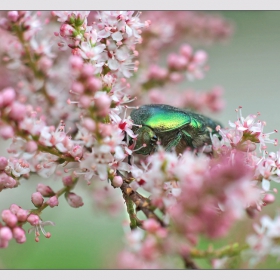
190 243 249 259
123 195 138 230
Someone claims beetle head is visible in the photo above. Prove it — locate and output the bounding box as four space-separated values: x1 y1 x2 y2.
134 126 158 155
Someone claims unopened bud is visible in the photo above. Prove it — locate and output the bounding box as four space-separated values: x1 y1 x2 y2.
13 227 26 243
47 196 59 208
36 183 55 197
83 118 96 132
263 194 275 204
31 192 44 207
27 214 40 226
65 192 84 208
7 11 19 22
16 209 29 222
0 126 14 139
0 157 8 170
1 87 16 106
62 175 77 188
112 176 123 188
0 227 13 241
25 141 38 153
9 102 26 121
9 204 20 214
2 210 18 227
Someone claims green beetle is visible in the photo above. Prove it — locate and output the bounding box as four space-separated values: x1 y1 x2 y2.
130 104 222 155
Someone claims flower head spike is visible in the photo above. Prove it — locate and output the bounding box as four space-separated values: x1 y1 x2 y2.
28 219 55 242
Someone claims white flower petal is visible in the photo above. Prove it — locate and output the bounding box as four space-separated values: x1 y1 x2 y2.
108 59 119 70
112 31 123 42
262 178 270 191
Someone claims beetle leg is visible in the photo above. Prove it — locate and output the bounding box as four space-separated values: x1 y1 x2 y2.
181 130 193 147
165 131 183 152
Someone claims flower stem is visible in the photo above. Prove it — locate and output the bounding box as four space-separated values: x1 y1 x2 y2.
190 243 249 259
123 194 138 230
119 178 165 227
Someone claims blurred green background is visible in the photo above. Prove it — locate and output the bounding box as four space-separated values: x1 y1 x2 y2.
1 11 280 269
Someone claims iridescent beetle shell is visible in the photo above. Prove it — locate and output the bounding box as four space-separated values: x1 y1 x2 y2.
130 104 221 155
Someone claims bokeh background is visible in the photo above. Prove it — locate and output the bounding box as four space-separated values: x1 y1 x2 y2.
0 11 280 269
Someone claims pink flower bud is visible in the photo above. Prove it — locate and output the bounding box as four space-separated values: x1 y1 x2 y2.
193 50 208 65
7 11 19 22
263 194 275 204
60 23 75 37
65 192 84 208
1 87 16 106
148 89 164 103
31 192 44 207
0 226 13 241
1 210 18 227
94 95 111 117
99 123 112 137
87 77 102 92
148 65 168 80
9 102 26 121
143 219 161 233
37 56 53 72
79 96 91 108
13 227 26 244
25 141 38 153
180 44 193 58
69 55 84 70
169 72 183 83
0 172 17 189
167 54 179 69
0 157 8 170
71 81 84 94
36 183 55 197
27 214 40 226
62 175 77 188
81 64 95 77
9 204 20 214
16 209 29 222
112 176 123 188
0 126 14 139
83 118 96 132
47 196 59 208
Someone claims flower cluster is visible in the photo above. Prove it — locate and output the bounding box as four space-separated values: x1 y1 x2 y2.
243 213 280 266
0 10 279 270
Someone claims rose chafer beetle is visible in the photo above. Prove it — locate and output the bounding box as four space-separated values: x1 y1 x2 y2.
130 104 222 155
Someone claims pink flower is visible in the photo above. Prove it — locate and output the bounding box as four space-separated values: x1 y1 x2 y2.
28 219 55 241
